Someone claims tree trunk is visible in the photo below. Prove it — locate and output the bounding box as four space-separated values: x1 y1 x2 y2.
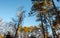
41 22 45 38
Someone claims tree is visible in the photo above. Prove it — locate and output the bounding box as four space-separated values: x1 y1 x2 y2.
29 0 59 38
14 7 26 38
29 0 53 38
23 27 29 38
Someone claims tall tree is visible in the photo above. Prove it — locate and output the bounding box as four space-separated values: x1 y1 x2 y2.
29 0 59 38
14 7 26 38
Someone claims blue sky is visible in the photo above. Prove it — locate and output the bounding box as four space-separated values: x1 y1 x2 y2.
0 0 60 27
0 0 40 27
